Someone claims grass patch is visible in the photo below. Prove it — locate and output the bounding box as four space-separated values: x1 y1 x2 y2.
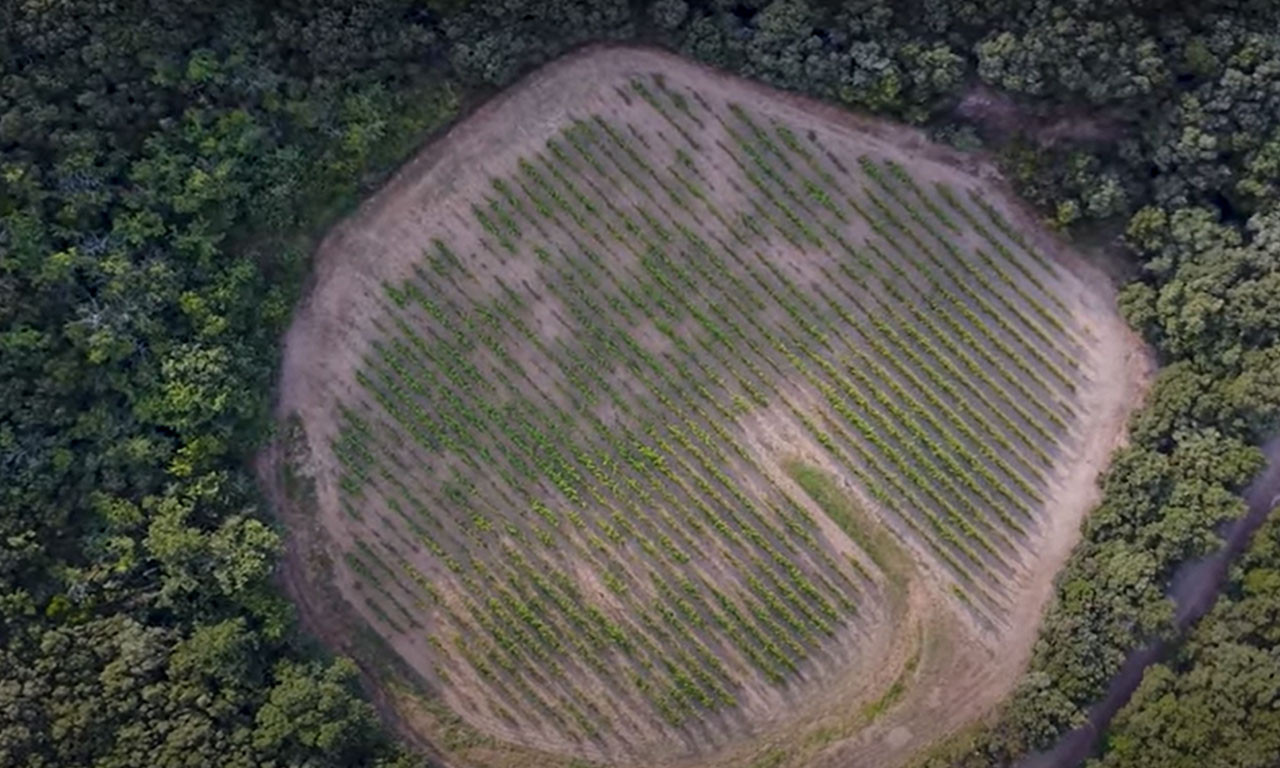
278 414 317 505
784 458 913 594
860 643 921 722
750 747 788 768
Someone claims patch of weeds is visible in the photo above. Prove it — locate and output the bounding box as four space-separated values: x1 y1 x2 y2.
784 459 912 596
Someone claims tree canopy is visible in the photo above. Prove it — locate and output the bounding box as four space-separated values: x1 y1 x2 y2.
4 0 1280 766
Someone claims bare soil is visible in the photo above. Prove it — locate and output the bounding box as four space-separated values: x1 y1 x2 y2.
955 82 1127 147
259 44 1153 768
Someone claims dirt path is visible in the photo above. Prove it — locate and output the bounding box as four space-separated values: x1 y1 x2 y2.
1018 434 1280 768
259 43 1153 768
955 82 1127 147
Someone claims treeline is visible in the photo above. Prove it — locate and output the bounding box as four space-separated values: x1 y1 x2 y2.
3 0 1279 766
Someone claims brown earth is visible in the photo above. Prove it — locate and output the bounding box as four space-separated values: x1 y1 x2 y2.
258 44 1153 768
955 82 1127 147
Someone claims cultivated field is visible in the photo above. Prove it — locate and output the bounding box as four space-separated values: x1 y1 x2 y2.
268 47 1150 768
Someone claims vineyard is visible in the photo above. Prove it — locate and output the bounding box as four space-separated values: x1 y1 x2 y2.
273 49 1147 767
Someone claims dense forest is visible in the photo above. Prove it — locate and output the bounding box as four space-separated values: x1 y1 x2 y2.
2 0 1278 766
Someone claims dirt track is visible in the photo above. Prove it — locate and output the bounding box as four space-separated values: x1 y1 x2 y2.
259 43 1154 768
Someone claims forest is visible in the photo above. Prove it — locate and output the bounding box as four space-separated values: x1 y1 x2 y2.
2 0 1279 766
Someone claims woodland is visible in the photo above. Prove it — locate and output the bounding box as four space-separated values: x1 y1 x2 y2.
2 0 1280 766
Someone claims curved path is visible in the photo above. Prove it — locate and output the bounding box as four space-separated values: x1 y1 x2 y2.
1019 434 1280 768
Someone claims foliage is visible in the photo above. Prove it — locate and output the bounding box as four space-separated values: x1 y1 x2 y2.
6 0 1280 764
670 0 966 123
3 1 457 765
1088 511 1280 768
443 0 632 85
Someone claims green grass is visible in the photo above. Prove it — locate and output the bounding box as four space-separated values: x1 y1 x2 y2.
783 459 913 596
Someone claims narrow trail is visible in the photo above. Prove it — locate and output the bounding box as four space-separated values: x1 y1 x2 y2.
1018 434 1280 768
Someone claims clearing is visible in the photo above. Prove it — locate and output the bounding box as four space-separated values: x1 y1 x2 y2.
262 45 1152 768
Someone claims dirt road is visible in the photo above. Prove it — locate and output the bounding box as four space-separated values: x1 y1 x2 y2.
1018 433 1280 768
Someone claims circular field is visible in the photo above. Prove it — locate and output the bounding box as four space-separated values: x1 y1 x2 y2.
265 46 1151 768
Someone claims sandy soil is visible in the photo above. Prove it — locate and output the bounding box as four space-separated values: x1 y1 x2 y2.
259 44 1154 768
